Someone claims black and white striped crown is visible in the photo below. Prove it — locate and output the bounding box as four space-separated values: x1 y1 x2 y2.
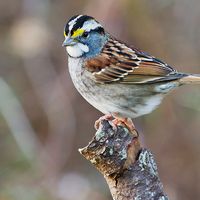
64 15 104 37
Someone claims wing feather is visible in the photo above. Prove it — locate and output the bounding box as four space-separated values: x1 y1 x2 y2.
85 37 177 84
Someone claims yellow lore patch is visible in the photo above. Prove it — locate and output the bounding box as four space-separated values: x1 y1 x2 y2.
71 29 84 38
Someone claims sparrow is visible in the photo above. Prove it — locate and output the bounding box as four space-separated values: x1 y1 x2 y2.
62 15 200 131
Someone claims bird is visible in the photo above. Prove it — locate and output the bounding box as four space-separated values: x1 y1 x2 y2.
62 14 200 132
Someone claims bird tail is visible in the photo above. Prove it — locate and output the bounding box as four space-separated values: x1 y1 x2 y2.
178 74 200 85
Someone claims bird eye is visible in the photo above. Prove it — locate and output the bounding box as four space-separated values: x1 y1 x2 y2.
82 32 89 38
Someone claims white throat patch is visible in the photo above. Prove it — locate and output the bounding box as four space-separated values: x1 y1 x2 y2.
66 43 89 58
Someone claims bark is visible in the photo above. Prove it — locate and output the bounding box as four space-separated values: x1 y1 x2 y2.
79 119 168 200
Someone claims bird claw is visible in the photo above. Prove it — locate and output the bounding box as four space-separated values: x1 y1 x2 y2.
112 117 137 135
95 115 138 136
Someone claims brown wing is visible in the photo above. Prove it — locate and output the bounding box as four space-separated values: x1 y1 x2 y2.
85 37 177 84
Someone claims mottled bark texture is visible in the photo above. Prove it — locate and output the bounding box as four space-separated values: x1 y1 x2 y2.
79 119 168 200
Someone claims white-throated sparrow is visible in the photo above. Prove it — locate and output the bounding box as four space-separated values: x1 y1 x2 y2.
63 15 200 131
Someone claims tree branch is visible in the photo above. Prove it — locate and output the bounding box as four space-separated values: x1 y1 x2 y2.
79 119 168 200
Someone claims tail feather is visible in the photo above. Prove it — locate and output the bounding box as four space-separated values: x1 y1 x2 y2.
179 74 200 85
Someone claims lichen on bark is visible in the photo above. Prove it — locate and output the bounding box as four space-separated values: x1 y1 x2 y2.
79 119 168 200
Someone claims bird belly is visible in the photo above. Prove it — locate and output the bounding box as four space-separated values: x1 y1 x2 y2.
80 82 164 118
68 58 164 118
84 92 164 118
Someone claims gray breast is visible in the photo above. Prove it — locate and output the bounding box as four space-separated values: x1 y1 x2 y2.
68 57 166 118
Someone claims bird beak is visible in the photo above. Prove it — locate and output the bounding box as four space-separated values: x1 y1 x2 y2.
62 37 76 47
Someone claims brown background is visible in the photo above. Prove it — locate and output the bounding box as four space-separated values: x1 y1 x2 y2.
0 0 200 199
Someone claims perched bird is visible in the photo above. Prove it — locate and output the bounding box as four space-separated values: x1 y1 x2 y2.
63 15 200 131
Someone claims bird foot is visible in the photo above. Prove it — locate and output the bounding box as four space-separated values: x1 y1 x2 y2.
112 117 137 135
95 115 137 136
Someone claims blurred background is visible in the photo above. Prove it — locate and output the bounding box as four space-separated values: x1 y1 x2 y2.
0 0 200 199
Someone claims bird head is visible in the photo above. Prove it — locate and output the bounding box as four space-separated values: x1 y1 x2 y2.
63 15 107 58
